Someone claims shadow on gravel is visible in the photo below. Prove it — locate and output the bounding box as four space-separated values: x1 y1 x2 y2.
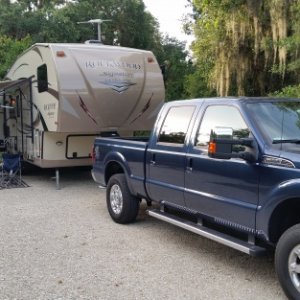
137 203 279 295
22 166 94 188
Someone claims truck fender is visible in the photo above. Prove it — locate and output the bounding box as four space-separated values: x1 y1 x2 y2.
103 151 135 196
256 178 300 242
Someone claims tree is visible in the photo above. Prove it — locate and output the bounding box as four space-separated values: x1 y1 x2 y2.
16 0 66 10
157 36 194 100
0 35 32 79
184 63 216 98
272 85 300 98
189 0 300 97
0 0 162 48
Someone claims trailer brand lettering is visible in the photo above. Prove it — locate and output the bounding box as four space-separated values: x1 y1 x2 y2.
47 111 55 118
85 61 95 68
85 60 142 70
102 71 134 79
44 103 56 111
44 103 56 119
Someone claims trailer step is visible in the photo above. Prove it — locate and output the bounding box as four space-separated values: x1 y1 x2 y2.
146 209 266 256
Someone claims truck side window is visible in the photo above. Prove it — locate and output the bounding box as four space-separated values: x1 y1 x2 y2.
196 105 250 150
158 106 195 145
37 64 48 93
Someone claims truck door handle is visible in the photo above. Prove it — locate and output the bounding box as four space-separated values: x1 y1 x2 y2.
187 157 193 171
150 153 156 165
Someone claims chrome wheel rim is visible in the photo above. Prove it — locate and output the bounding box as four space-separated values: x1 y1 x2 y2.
110 184 123 215
288 244 300 292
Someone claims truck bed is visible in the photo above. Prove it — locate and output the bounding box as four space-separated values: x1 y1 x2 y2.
92 136 149 198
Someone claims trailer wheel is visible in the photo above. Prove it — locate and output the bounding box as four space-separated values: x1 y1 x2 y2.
106 174 139 224
275 224 300 300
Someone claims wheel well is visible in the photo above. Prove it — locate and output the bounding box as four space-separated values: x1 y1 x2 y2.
269 198 300 244
105 161 124 184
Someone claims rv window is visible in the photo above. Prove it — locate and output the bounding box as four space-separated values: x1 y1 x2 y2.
37 64 48 93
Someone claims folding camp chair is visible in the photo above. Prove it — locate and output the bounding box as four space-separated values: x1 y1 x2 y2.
0 153 23 188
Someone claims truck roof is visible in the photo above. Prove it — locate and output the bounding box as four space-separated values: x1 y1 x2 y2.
165 97 300 107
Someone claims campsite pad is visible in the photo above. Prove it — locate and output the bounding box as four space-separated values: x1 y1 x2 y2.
0 177 29 190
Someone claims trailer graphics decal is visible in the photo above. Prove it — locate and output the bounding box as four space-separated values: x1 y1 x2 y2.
78 94 98 125
46 88 59 101
130 93 153 123
98 69 137 93
33 47 43 61
100 81 136 93
11 63 29 76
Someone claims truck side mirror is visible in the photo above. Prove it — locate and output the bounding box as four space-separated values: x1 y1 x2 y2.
208 127 233 159
208 127 258 162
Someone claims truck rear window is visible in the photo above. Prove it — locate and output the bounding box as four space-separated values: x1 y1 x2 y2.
158 106 195 145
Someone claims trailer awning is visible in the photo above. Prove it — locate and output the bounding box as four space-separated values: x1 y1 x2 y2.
0 78 31 93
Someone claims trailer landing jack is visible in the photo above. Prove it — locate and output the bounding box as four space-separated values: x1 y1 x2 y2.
51 169 60 190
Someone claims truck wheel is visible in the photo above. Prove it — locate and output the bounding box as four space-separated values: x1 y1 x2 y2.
275 224 300 300
106 174 139 224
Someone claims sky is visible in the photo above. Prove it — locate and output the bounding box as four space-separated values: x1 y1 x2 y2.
143 0 194 47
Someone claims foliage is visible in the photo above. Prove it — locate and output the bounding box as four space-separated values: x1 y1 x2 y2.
157 36 194 101
0 0 161 73
0 34 32 79
188 0 300 97
184 65 216 98
272 85 300 98
0 0 161 48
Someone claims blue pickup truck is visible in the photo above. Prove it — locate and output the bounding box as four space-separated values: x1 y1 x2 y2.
92 97 300 299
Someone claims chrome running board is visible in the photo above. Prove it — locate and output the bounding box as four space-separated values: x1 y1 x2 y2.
146 209 266 257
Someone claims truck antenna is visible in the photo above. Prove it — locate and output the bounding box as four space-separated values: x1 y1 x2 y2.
77 19 112 43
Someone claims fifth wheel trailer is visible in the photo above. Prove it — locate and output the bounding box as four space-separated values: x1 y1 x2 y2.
0 43 165 168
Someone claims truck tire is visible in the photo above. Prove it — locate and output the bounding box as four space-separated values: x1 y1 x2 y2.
275 224 300 300
106 174 140 224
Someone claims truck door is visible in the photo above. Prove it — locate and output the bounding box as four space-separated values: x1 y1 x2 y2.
185 104 259 230
146 105 196 207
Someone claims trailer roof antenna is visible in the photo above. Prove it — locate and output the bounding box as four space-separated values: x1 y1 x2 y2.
77 19 112 43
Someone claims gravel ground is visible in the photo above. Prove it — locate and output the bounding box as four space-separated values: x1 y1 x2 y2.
0 168 287 300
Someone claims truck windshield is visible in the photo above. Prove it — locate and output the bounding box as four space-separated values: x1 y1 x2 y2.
246 101 300 144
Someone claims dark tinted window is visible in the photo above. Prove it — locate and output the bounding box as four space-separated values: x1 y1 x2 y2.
196 105 250 150
158 106 195 145
37 64 48 93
